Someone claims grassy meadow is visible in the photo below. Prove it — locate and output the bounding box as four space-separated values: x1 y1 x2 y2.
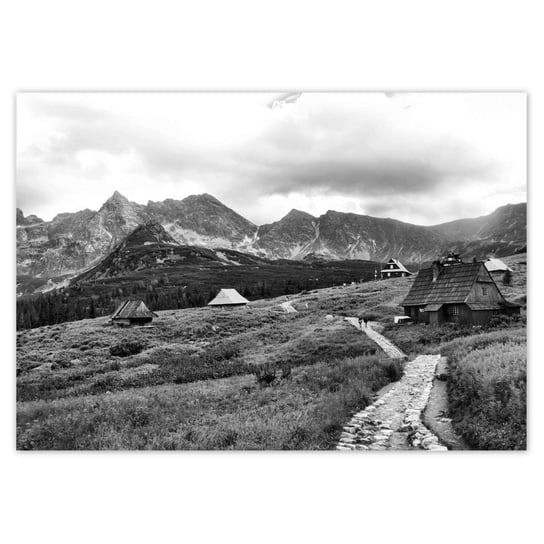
17 279 408 449
16 253 527 450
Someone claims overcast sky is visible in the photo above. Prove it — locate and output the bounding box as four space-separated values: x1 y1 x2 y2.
16 92 526 226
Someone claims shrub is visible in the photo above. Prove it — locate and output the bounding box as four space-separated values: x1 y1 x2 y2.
385 360 403 381
110 341 145 357
253 363 292 387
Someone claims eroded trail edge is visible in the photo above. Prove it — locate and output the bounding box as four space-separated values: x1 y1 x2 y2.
337 319 447 451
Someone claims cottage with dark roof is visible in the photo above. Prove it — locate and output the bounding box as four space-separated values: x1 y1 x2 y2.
402 259 520 325
381 258 412 279
110 299 158 326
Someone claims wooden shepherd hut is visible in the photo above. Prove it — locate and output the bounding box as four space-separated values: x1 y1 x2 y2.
208 288 249 308
381 258 412 279
402 258 520 325
110 299 158 326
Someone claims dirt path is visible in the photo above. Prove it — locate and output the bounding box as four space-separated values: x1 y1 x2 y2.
422 358 470 450
338 318 447 451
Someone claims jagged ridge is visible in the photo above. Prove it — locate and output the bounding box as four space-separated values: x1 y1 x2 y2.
17 191 527 278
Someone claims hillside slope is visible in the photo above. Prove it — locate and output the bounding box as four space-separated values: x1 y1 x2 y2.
16 276 411 449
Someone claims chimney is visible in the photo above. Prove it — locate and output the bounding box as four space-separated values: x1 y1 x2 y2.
432 260 442 282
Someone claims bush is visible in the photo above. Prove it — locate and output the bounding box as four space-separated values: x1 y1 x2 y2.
385 360 403 382
110 341 145 357
381 323 471 355
253 363 293 387
444 332 526 450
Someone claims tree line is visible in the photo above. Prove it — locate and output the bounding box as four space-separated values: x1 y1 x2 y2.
16 275 354 330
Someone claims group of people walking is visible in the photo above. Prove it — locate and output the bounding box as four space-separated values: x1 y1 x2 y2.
358 316 369 329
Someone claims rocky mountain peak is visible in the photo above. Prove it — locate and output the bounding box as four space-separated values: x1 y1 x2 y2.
120 221 180 249
16 208 44 226
284 208 316 220
101 190 132 209
182 193 222 206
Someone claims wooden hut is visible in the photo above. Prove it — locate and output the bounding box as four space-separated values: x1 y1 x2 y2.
208 288 249 308
381 258 412 279
402 260 520 325
110 300 157 326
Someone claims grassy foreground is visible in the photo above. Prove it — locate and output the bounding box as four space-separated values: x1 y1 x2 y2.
17 356 402 450
442 329 527 450
17 279 409 450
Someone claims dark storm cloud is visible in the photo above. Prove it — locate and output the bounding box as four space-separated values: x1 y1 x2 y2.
227 100 499 201
245 152 495 198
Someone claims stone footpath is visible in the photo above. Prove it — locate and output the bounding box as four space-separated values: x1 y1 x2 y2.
337 354 447 451
337 319 447 451
345 318 406 359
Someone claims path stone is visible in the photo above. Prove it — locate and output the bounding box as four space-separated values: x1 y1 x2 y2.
336 318 447 451
336 354 447 451
345 318 406 359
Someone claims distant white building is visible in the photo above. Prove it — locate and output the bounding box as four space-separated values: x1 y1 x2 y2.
485 258 513 274
381 258 412 279
208 288 249 308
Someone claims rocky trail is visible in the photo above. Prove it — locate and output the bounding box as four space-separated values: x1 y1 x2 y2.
345 318 406 359
337 319 448 451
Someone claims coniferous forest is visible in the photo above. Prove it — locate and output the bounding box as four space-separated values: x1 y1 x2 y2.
17 259 380 329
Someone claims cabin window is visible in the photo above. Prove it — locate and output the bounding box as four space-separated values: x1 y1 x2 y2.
482 287 488 296
448 305 459 316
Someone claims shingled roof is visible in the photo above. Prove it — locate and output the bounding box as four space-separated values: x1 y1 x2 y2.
403 262 498 306
111 300 157 320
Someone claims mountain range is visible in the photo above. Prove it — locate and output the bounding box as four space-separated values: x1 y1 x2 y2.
16 191 527 278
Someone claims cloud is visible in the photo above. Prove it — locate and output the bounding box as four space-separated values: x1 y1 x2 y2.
16 92 526 225
267 92 302 109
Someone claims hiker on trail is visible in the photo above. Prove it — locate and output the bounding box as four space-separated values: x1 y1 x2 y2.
358 317 363 329
363 317 369 328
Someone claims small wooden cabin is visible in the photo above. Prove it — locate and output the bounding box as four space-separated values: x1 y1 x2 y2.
208 288 249 308
402 260 520 325
111 300 157 326
381 258 412 279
